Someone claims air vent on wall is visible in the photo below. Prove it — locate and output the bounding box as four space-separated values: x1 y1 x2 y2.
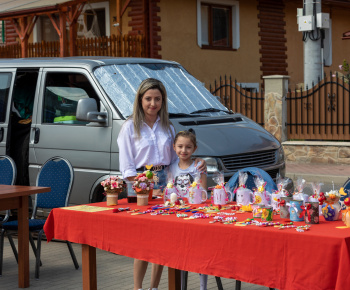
179 117 243 126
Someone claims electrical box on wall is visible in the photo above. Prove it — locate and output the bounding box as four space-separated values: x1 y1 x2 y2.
298 15 314 31
317 13 330 29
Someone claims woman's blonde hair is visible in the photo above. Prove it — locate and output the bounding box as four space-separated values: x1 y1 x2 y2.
128 78 172 138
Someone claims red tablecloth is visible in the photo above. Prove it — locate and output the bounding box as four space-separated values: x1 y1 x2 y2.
44 199 350 290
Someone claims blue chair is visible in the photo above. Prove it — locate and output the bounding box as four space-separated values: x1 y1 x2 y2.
226 167 278 195
0 155 17 276
0 156 79 279
0 155 16 224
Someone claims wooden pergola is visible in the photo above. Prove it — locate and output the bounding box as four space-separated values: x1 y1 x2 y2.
0 0 88 57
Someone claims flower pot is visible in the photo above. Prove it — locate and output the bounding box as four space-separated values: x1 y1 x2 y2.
137 193 149 206
106 189 121 206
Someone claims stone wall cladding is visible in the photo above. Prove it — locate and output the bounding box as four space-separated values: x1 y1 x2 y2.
265 92 282 142
283 142 350 165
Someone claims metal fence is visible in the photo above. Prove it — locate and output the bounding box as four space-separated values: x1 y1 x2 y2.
287 72 350 140
210 76 264 126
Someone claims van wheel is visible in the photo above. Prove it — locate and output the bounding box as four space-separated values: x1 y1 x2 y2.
91 186 106 203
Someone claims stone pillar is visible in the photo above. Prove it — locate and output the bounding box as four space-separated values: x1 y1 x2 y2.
263 75 289 143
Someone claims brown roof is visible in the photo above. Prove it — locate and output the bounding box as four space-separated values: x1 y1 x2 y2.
0 0 86 19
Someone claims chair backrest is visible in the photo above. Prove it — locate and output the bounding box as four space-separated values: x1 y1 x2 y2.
32 157 74 217
0 155 17 185
227 167 278 194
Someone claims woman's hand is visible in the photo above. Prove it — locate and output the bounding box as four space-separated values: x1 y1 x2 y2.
194 158 207 173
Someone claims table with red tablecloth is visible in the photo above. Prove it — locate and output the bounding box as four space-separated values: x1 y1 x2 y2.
44 199 350 290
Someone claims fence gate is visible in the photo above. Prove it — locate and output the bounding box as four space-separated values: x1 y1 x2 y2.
287 73 350 140
210 76 264 126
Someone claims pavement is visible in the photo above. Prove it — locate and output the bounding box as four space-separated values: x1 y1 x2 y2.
1 161 350 290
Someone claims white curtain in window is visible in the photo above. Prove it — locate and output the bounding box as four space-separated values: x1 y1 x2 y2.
201 5 209 45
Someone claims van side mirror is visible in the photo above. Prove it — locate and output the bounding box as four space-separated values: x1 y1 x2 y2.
76 98 107 125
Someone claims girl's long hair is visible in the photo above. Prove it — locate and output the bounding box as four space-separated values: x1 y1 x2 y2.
128 78 172 138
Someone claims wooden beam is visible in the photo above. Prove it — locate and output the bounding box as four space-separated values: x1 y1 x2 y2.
121 0 131 17
68 4 85 56
59 11 67 57
47 13 61 37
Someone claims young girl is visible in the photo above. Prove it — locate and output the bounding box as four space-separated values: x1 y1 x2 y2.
168 129 208 290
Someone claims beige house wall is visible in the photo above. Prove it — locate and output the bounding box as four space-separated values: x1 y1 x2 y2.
158 0 261 89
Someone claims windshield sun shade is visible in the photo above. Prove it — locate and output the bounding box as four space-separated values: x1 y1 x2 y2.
94 63 228 118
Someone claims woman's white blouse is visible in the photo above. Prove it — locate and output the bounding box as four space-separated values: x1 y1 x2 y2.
117 117 177 179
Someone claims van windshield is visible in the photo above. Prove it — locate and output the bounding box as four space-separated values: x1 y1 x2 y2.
94 63 229 118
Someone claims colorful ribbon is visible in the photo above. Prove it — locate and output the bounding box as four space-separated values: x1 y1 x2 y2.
299 203 311 220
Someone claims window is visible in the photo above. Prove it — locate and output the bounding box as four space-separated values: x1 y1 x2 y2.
0 73 11 123
43 72 100 125
197 0 239 50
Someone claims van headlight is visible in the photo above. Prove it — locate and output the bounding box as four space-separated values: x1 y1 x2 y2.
276 147 285 163
202 157 219 173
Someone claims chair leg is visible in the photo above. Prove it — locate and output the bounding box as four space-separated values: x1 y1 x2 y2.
215 276 224 290
7 233 18 263
29 233 42 267
0 229 4 276
181 270 188 290
66 241 79 269
35 230 44 280
235 280 241 290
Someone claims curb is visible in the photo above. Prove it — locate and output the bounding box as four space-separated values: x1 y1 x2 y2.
285 172 349 186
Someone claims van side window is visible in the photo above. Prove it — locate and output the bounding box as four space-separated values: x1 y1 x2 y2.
43 72 100 124
0 73 12 123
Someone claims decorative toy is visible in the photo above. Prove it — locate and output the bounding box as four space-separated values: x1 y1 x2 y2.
279 196 292 219
341 197 350 227
187 174 207 205
293 178 308 204
253 175 271 207
310 182 324 216
211 171 232 205
339 187 349 210
235 171 253 208
321 188 341 221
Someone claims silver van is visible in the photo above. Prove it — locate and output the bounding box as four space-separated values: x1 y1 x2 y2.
0 57 285 204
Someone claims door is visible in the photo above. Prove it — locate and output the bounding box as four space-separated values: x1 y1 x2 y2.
31 68 113 204
0 70 14 156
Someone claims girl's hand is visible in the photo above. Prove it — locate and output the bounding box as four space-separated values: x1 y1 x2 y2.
194 158 207 173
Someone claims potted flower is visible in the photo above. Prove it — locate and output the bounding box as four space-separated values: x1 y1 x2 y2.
101 176 125 206
132 169 154 206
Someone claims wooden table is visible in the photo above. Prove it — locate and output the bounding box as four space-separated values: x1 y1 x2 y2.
44 199 350 290
0 185 50 288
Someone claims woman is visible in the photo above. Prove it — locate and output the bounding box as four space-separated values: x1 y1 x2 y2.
117 78 206 290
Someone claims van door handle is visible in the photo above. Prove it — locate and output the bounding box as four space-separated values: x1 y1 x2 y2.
34 128 40 144
0 127 3 142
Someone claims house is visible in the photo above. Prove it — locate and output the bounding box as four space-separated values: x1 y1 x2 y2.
0 0 350 89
